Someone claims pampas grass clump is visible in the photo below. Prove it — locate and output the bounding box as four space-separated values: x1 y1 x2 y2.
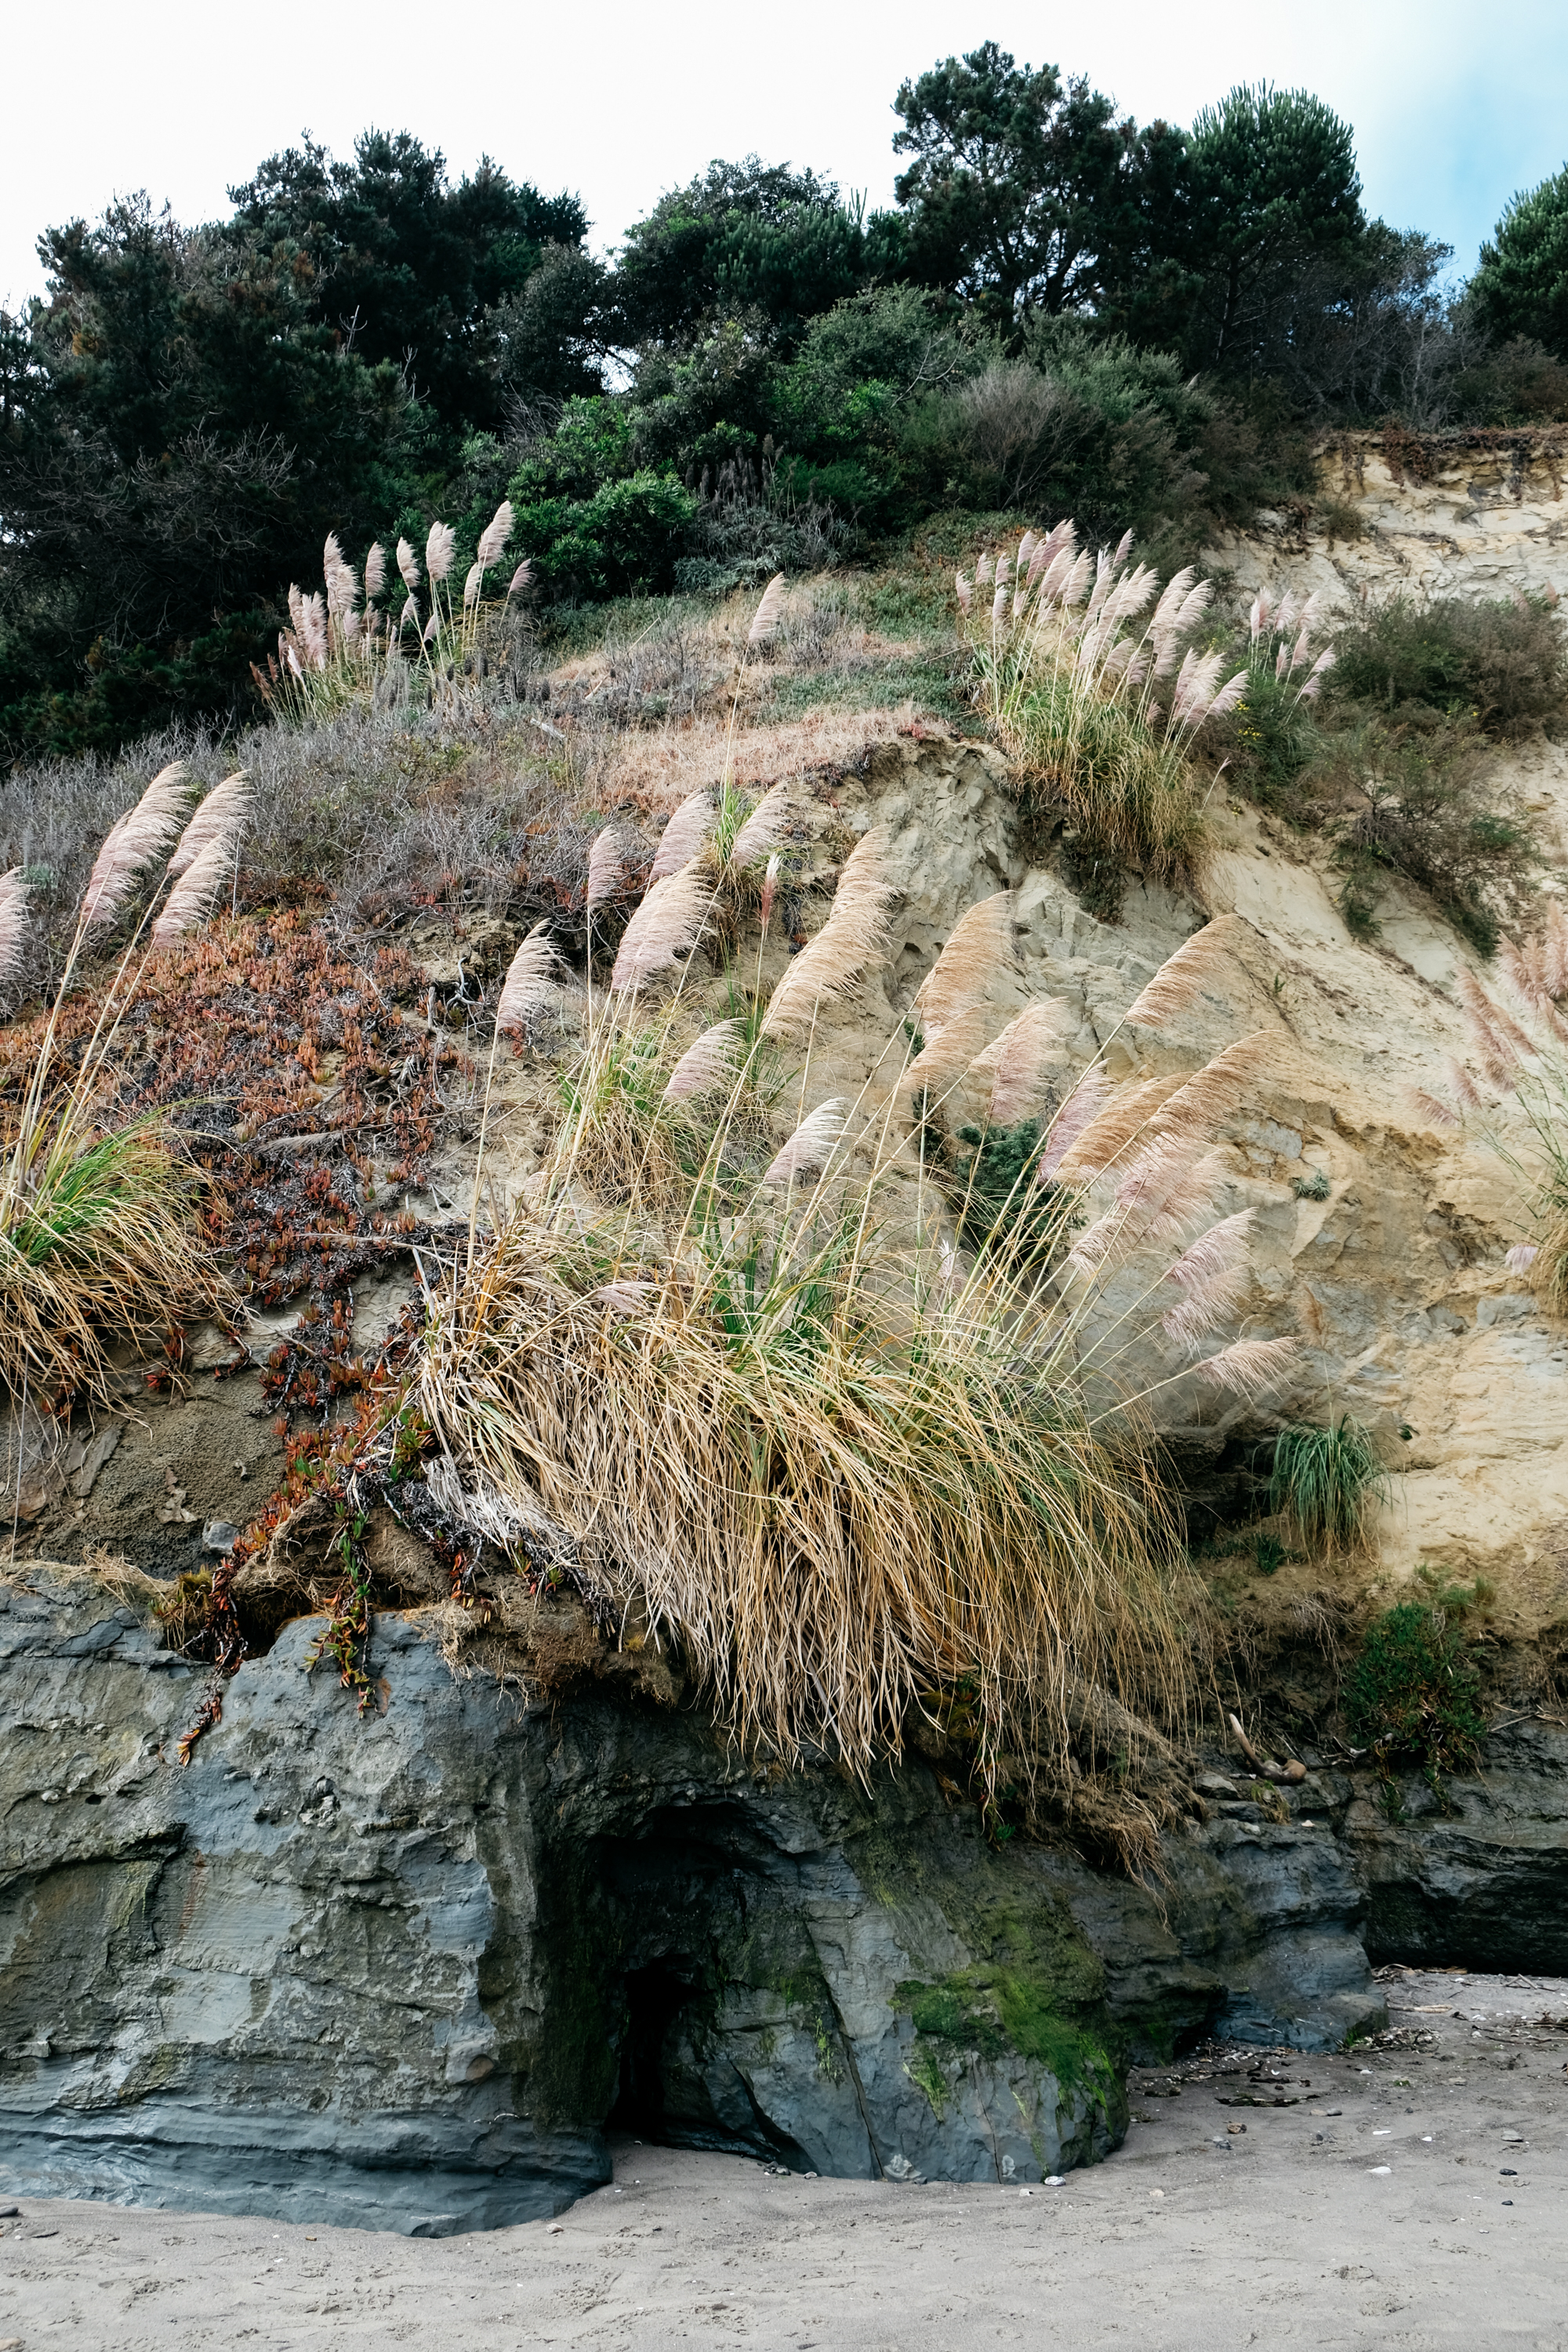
1 767 241 1403
958 521 1249 885
410 632 1296 1799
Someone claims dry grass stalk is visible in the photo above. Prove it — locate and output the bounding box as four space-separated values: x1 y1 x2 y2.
760 829 892 1041
496 921 567 1034
651 789 715 882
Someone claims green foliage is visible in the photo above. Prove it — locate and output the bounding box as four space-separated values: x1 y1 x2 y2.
1345 1584 1486 1795
1469 165 1568 362
1254 1533 1287 1575
226 129 593 438
1291 1168 1330 1202
946 1119 1069 1270
1328 721 1530 956
1328 593 1568 742
891 40 1162 323
1168 85 1366 373
615 158 884 349
1269 1417 1389 1554
510 470 698 597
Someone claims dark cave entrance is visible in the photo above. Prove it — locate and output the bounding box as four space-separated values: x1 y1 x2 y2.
607 1958 705 2136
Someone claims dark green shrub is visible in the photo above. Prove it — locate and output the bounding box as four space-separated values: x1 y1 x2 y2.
945 1119 1071 1271
511 471 697 597
1327 720 1531 956
1329 593 1568 741
1345 1593 1486 1795
1269 1417 1389 1553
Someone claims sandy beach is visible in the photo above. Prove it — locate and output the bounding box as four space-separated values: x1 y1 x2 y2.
2 1971 1564 2350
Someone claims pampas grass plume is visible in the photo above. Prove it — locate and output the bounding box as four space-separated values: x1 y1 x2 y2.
365 543 387 599
760 829 891 1042
426 521 456 583
748 572 786 647
971 1000 1070 1126
730 781 793 869
610 862 711 993
477 500 514 570
495 921 564 1034
151 833 233 946
651 790 713 883
80 764 191 931
396 537 420 590
0 866 30 990
586 826 627 911
1193 1335 1298 1402
507 561 532 597
762 1097 846 1183
663 1018 742 1103
915 892 1014 1035
167 772 249 880
1123 918 1239 1029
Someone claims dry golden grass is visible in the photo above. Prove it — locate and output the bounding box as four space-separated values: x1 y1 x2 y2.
581 705 935 816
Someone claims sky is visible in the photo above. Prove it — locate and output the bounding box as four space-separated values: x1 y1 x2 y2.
3 0 1566 310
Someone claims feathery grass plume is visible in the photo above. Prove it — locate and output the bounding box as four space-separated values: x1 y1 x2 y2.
901 1008 993 1102
1038 1064 1112 1177
507 561 532 597
1146 1029 1272 1146
151 834 234 946
1123 917 1240 1029
970 1000 1071 1126
1193 1336 1298 1403
79 764 191 931
396 537 420 590
463 562 484 612
477 500 514 571
760 829 892 1042
399 596 419 637
651 789 715 882
1410 1087 1459 1128
760 851 782 931
1160 1209 1253 1345
748 572 788 648
1506 1242 1539 1272
662 1018 743 1104
1050 1073 1188 1181
364 543 387 600
962 524 1250 885
426 521 456 583
166 773 250 879
610 863 713 994
913 892 1014 1036
422 615 440 645
762 1096 847 1184
0 868 30 994
586 826 628 911
730 780 794 869
495 921 566 1035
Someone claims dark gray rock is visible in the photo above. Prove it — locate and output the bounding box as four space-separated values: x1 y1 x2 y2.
1343 1720 1568 1972
17 1570 1523 2234
0 1573 1125 2232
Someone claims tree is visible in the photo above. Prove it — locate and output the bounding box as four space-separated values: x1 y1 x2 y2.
613 158 877 348
227 131 590 440
1469 166 1568 361
890 42 1155 322
0 191 412 753
1168 85 1367 373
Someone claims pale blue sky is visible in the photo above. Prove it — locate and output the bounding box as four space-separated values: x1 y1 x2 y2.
3 0 1565 312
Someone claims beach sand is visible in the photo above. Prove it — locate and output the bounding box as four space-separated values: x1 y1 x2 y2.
2 1971 1564 2350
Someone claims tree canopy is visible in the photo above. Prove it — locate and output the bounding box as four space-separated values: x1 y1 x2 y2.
1469 165 1568 361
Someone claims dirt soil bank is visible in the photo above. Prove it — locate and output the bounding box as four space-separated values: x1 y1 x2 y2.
2 1971 1563 2350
